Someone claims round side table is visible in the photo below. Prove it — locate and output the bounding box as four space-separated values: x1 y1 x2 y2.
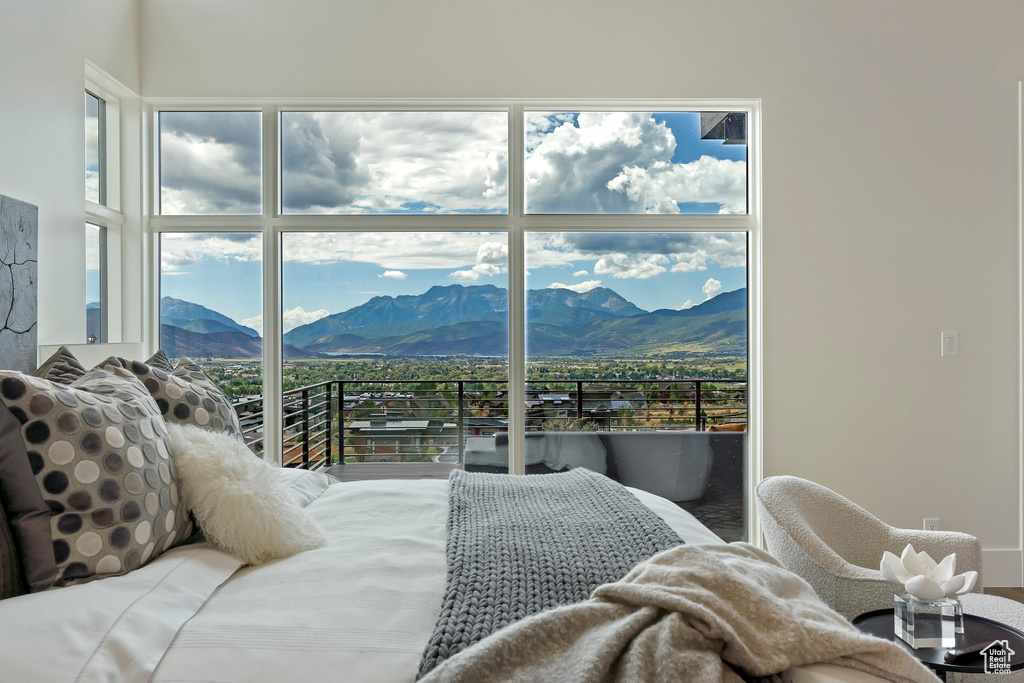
853 608 1024 681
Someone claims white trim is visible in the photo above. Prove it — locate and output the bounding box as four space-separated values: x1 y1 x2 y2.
1017 80 1024 586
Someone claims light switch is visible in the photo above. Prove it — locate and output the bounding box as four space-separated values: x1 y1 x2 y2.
941 331 958 357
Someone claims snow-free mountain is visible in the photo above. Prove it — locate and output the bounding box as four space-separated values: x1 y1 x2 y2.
160 285 746 359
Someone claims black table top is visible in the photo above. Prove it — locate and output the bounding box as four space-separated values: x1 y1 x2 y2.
853 608 1024 675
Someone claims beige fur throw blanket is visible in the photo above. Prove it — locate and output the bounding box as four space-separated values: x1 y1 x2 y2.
419 543 938 683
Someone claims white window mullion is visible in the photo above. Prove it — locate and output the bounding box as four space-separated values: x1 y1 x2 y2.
263 105 283 465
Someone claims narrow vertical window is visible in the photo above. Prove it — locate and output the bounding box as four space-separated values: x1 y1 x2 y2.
85 223 106 343
85 91 106 205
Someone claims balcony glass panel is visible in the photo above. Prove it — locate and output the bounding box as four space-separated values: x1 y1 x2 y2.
281 231 509 474
525 231 748 540
524 111 747 214
280 111 508 214
158 232 264 455
158 111 262 215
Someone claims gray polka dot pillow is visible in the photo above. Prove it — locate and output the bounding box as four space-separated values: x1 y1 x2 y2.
97 357 241 437
0 369 193 592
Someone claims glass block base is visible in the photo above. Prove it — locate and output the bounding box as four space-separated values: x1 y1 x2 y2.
894 593 964 648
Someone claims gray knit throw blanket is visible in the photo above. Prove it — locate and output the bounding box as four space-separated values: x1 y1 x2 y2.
417 468 684 678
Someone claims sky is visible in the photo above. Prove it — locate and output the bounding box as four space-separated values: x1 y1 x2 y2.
157 110 748 335
85 92 101 203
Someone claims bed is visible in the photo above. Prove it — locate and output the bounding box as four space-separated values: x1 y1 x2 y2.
0 349 936 683
0 470 936 682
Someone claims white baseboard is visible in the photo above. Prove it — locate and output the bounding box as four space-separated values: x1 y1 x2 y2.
983 549 1023 587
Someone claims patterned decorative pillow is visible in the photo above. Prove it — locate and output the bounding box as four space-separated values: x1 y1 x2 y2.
144 349 175 373
32 346 87 386
0 369 193 591
97 357 241 437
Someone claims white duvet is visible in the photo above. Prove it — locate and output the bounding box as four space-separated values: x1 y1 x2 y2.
0 478 891 683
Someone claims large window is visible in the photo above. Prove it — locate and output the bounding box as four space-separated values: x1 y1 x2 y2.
150 102 759 540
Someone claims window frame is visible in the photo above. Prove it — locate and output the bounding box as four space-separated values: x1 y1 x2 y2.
144 98 762 536
85 63 127 343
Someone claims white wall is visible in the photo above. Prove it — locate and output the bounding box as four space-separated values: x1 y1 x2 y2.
0 0 141 350
139 0 1024 582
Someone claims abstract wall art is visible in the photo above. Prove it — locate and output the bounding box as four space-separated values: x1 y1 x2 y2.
0 194 38 373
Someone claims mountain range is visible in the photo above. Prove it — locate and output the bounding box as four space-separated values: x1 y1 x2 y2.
160 285 746 359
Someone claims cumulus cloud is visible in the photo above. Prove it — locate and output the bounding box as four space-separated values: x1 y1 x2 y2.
594 253 669 279
476 240 508 264
606 157 747 214
702 278 722 300
282 232 505 270
549 280 602 293
572 270 589 277
240 315 262 335
284 306 330 332
524 112 745 214
526 232 745 276
380 270 407 279
161 233 262 272
281 111 507 214
449 263 503 282
159 112 263 215
677 299 694 310
241 307 331 336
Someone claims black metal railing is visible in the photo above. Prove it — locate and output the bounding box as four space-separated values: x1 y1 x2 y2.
235 378 747 470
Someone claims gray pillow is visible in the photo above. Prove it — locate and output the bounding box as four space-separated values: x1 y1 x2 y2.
32 346 87 386
144 349 175 373
0 369 193 591
98 357 241 437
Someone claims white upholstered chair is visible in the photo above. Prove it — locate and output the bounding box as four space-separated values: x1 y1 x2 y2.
755 475 983 620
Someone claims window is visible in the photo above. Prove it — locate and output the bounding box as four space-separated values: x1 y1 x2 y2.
280 111 508 214
158 111 262 215
150 101 759 540
84 64 127 344
524 111 747 214
85 91 106 206
85 223 106 343
158 232 264 455
281 231 508 468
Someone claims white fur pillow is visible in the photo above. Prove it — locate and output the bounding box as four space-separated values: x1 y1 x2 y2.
167 424 326 565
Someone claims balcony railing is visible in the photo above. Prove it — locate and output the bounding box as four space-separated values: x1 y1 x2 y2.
232 379 747 470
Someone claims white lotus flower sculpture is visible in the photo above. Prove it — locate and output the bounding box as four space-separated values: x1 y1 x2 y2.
880 544 978 602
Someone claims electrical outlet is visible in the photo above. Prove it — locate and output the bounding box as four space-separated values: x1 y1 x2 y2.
924 518 940 531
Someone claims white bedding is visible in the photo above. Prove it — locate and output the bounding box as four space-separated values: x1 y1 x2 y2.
0 477 892 683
